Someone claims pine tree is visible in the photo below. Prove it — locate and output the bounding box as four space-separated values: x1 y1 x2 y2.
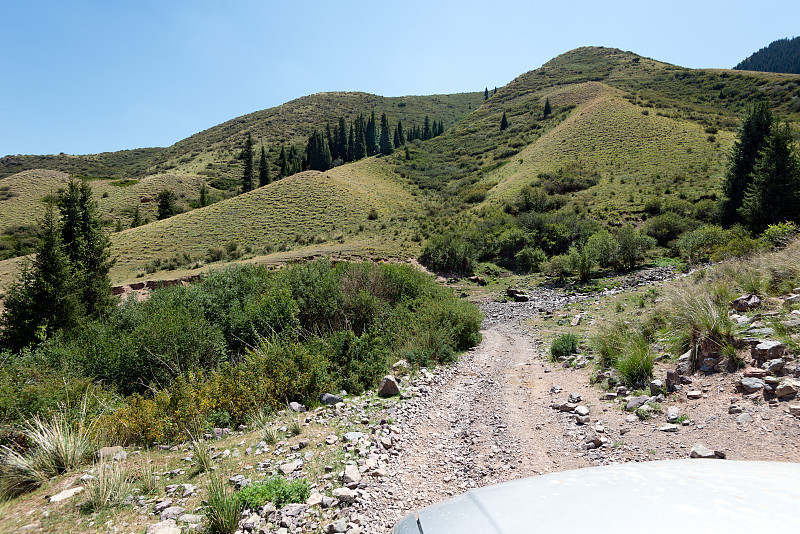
241 133 254 193
279 146 288 177
57 179 113 318
405 146 411 160
543 98 552 117
484 87 489 100
720 102 774 226
438 121 444 136
131 205 142 227
423 116 431 140
0 203 82 351
396 120 405 146
366 111 378 156
259 144 270 187
348 123 356 162
739 123 800 232
157 189 177 220
305 130 332 171
199 184 209 207
354 115 367 160
500 111 509 131
379 113 393 155
337 117 348 162
326 123 335 161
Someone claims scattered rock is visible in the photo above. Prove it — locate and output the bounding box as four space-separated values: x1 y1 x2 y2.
740 377 765 393
160 506 186 521
343 432 364 443
690 443 718 459
332 487 357 503
279 460 302 475
49 486 83 503
378 376 400 397
96 446 125 462
343 464 362 485
743 367 767 378
649 379 663 396
626 395 650 411
687 390 703 400
392 359 411 376
506 288 530 302
146 520 181 534
775 379 799 398
659 424 679 432
736 413 754 424
321 393 343 405
752 341 786 361
731 294 761 312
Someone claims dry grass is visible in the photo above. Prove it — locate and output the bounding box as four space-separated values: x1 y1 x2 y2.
82 461 132 511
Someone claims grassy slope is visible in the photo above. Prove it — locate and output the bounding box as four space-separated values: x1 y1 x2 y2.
0 170 224 233
108 158 423 283
0 92 483 182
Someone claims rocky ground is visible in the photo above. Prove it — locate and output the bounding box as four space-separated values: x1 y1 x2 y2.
6 267 800 534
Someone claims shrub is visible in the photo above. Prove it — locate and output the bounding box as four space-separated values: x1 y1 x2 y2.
237 477 310 510
419 234 476 274
367 208 379 220
591 321 627 369
615 226 655 271
568 244 596 282
207 246 225 262
643 212 693 247
514 246 547 272
586 229 618 269
550 333 580 360
543 254 571 281
762 222 798 248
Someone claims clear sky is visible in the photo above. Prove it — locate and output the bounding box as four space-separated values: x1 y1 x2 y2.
2 0 798 156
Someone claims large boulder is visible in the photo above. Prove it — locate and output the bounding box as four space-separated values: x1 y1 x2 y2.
731 294 761 312
775 379 800 398
320 393 343 405
752 341 786 362
378 376 400 397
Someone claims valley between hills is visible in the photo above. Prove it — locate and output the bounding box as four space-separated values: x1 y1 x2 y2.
1 45 799 534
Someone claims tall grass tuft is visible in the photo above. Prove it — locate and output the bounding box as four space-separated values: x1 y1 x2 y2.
205 474 242 534
615 332 655 387
136 454 159 495
264 427 280 446
0 403 95 498
590 321 627 369
191 439 213 473
82 461 133 511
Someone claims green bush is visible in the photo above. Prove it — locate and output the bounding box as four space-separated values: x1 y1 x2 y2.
419 234 476 274
550 333 580 360
762 221 798 248
237 477 310 510
643 212 694 247
615 226 656 271
514 246 547 272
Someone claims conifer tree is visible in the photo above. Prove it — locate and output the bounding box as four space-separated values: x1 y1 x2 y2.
720 102 774 226
199 184 209 207
500 111 509 131
57 179 113 318
484 87 489 100
543 98 552 117
326 123 335 161
348 123 356 162
279 146 288 177
259 144 271 187
395 120 405 146
337 117 348 162
157 189 177 220
438 121 444 136
240 133 254 193
305 130 332 171
379 113 393 155
423 116 432 140
0 203 81 351
739 123 800 232
354 116 367 160
405 146 411 160
366 111 378 156
131 205 142 228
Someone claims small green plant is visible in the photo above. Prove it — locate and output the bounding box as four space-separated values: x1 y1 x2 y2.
190 438 213 473
675 414 689 424
616 332 655 387
550 333 580 360
237 477 310 510
288 418 302 437
205 475 242 534
367 208 378 220
264 427 280 446
136 454 159 495
82 461 133 511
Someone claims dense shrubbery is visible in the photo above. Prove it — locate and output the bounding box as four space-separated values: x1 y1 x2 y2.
0 261 482 444
418 234 476 273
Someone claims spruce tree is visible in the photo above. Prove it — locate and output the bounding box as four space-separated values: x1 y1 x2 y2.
279 146 288 177
1 203 82 351
259 144 271 187
543 98 552 117
379 113 393 155
484 87 489 100
131 205 142 227
348 123 356 162
500 111 509 131
366 111 378 156
720 102 774 226
396 120 405 146
241 133 254 193
354 116 367 160
57 179 113 318
423 116 431 140
199 184 209 207
305 130 332 171
739 123 800 232
337 117 348 162
157 189 177 220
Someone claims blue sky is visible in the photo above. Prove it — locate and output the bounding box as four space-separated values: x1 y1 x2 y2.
2 0 798 156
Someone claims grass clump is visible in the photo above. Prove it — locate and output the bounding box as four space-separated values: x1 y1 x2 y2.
237 477 310 510
82 461 133 511
550 333 580 360
190 438 213 473
205 475 242 534
615 332 655 388
0 404 94 498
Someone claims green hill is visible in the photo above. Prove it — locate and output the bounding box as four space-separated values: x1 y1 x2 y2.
735 36 800 74
2 46 800 287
